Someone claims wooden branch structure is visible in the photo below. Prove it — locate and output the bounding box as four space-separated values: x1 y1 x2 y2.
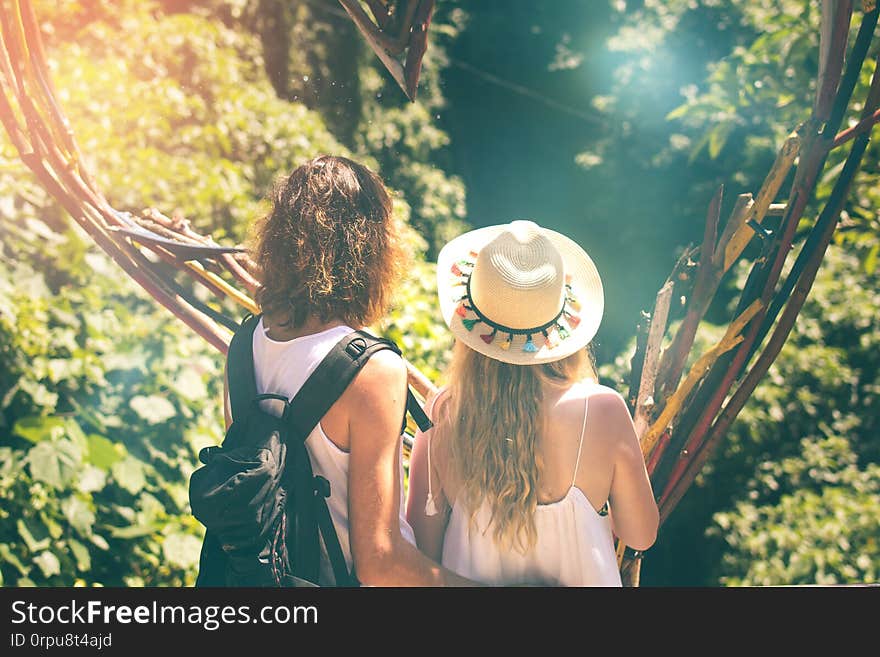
1 0 878 587
337 0 435 100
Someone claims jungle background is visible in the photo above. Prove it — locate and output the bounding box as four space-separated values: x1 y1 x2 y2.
0 0 877 586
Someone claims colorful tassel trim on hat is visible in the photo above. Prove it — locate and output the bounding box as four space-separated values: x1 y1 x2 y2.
462 318 479 332
451 259 475 277
450 255 589 354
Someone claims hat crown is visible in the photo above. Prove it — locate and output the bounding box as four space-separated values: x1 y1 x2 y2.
470 220 566 330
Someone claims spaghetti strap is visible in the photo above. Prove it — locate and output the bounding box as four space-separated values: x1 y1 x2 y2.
423 390 445 517
571 386 590 489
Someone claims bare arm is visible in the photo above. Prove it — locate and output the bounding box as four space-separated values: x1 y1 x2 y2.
406 404 450 562
347 352 474 586
594 390 659 551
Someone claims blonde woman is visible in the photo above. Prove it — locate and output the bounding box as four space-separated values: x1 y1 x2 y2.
406 220 659 586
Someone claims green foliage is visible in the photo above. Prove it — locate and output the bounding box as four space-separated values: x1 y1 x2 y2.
596 0 880 268
699 246 880 585
382 259 454 385
0 217 224 586
353 61 469 258
713 436 880 585
0 0 463 587
37 2 345 240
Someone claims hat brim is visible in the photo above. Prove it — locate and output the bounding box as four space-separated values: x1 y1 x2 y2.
437 224 604 365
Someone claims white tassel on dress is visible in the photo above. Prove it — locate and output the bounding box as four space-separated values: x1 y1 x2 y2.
425 493 438 517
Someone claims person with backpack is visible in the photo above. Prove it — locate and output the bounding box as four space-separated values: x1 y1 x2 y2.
190 155 473 587
406 220 659 586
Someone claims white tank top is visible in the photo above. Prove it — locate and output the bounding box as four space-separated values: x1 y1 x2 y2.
433 383 622 587
251 317 416 584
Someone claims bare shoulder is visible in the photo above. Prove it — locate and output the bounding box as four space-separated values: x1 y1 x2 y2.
425 386 451 421
349 348 407 392
584 384 637 444
585 383 630 417
345 348 407 410
556 381 628 415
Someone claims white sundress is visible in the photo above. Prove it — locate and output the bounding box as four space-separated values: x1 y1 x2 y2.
429 383 622 587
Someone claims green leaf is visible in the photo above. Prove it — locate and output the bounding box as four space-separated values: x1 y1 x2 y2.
40 512 64 540
27 439 82 489
129 395 177 424
12 416 66 443
78 465 107 493
171 368 208 402
61 496 96 536
17 518 51 553
665 103 690 120
33 551 61 578
110 456 147 495
107 523 163 539
863 243 878 276
162 532 202 570
0 543 30 575
86 433 126 470
67 539 92 572
90 534 110 551
688 129 713 164
708 122 735 160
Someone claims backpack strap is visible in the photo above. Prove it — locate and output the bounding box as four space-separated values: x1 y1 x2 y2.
230 318 432 435
226 313 261 424
313 475 355 586
405 387 433 433
286 329 433 437
282 329 429 586
284 330 403 439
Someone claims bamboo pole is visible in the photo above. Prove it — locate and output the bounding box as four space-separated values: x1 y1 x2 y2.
633 281 673 440
626 311 651 414
404 0 434 100
834 106 880 146
654 185 724 401
721 131 800 272
641 300 763 458
815 1 854 121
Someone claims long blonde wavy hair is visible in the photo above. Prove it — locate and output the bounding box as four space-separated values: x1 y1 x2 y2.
435 341 597 552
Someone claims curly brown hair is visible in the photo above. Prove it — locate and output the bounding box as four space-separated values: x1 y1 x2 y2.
250 155 406 328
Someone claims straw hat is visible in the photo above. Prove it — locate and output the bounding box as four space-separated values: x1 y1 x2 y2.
437 220 604 365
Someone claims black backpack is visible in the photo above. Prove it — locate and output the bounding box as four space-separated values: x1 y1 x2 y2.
189 313 431 587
